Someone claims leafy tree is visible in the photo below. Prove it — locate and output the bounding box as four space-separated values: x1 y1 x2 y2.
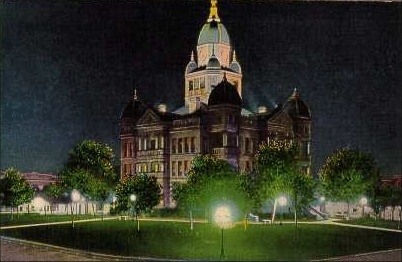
245 141 315 224
173 155 249 226
115 173 161 214
57 140 119 215
66 140 118 184
318 148 380 215
0 167 35 219
43 182 64 215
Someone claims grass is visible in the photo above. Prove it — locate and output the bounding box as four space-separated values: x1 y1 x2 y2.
1 220 400 261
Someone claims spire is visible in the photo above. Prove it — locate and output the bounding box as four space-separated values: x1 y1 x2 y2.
232 50 237 62
207 0 220 22
190 51 195 62
291 88 300 99
133 88 138 100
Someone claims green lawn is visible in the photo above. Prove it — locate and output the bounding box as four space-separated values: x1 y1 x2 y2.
1 220 400 261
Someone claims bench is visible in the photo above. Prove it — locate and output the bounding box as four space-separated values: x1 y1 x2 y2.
262 219 272 224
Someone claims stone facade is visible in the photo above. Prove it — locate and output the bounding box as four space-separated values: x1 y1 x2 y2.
119 0 312 207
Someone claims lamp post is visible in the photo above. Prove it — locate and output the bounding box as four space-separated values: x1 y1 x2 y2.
360 197 368 218
111 195 117 214
130 194 139 232
319 196 326 213
213 205 232 259
278 196 287 225
70 189 81 228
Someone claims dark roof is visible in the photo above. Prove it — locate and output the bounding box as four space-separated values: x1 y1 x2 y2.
208 76 242 106
283 89 311 118
120 98 147 121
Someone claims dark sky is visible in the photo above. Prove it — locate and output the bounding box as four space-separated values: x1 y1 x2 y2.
2 1 401 175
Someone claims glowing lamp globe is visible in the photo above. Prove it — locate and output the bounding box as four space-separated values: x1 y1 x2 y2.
360 197 368 206
71 189 81 203
130 194 137 202
278 196 287 206
213 205 232 229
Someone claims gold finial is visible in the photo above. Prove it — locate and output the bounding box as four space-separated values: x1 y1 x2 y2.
233 50 237 62
191 51 195 61
208 0 220 22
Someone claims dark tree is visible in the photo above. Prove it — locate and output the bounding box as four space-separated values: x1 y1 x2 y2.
115 174 161 214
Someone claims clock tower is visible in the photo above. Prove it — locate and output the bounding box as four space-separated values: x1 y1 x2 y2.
184 0 242 113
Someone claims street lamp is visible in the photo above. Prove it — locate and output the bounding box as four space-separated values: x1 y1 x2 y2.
360 197 368 218
213 205 232 259
70 189 81 228
130 194 139 232
278 196 287 225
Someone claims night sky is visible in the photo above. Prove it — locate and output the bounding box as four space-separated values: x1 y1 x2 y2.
2 1 401 175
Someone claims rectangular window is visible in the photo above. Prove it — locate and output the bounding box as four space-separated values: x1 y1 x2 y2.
178 138 183 153
189 80 194 91
200 77 205 89
184 138 189 153
178 161 183 176
191 137 196 153
172 161 176 176
172 138 177 153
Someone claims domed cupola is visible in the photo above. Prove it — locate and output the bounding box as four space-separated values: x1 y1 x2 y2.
229 50 242 73
283 88 311 118
208 74 242 106
186 51 198 74
207 49 221 69
197 0 230 46
120 89 147 121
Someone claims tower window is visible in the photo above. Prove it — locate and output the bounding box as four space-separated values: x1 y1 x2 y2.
189 80 194 91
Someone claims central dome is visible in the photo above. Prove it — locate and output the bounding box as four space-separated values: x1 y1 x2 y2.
197 21 230 45
208 76 241 106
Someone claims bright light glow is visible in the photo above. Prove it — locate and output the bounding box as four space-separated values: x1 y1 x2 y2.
213 206 232 229
320 196 325 202
112 196 117 203
71 189 81 202
360 197 368 206
130 194 137 202
277 196 287 206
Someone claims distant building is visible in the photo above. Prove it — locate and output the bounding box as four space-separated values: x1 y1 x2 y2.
119 0 312 206
21 172 57 191
380 174 402 188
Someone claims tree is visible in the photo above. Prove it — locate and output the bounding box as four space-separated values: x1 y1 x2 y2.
245 141 315 224
43 182 64 215
319 148 380 215
66 140 118 184
0 167 35 219
57 140 119 215
173 155 249 227
115 174 161 214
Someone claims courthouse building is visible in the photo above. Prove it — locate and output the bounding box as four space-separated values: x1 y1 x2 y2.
119 0 312 206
